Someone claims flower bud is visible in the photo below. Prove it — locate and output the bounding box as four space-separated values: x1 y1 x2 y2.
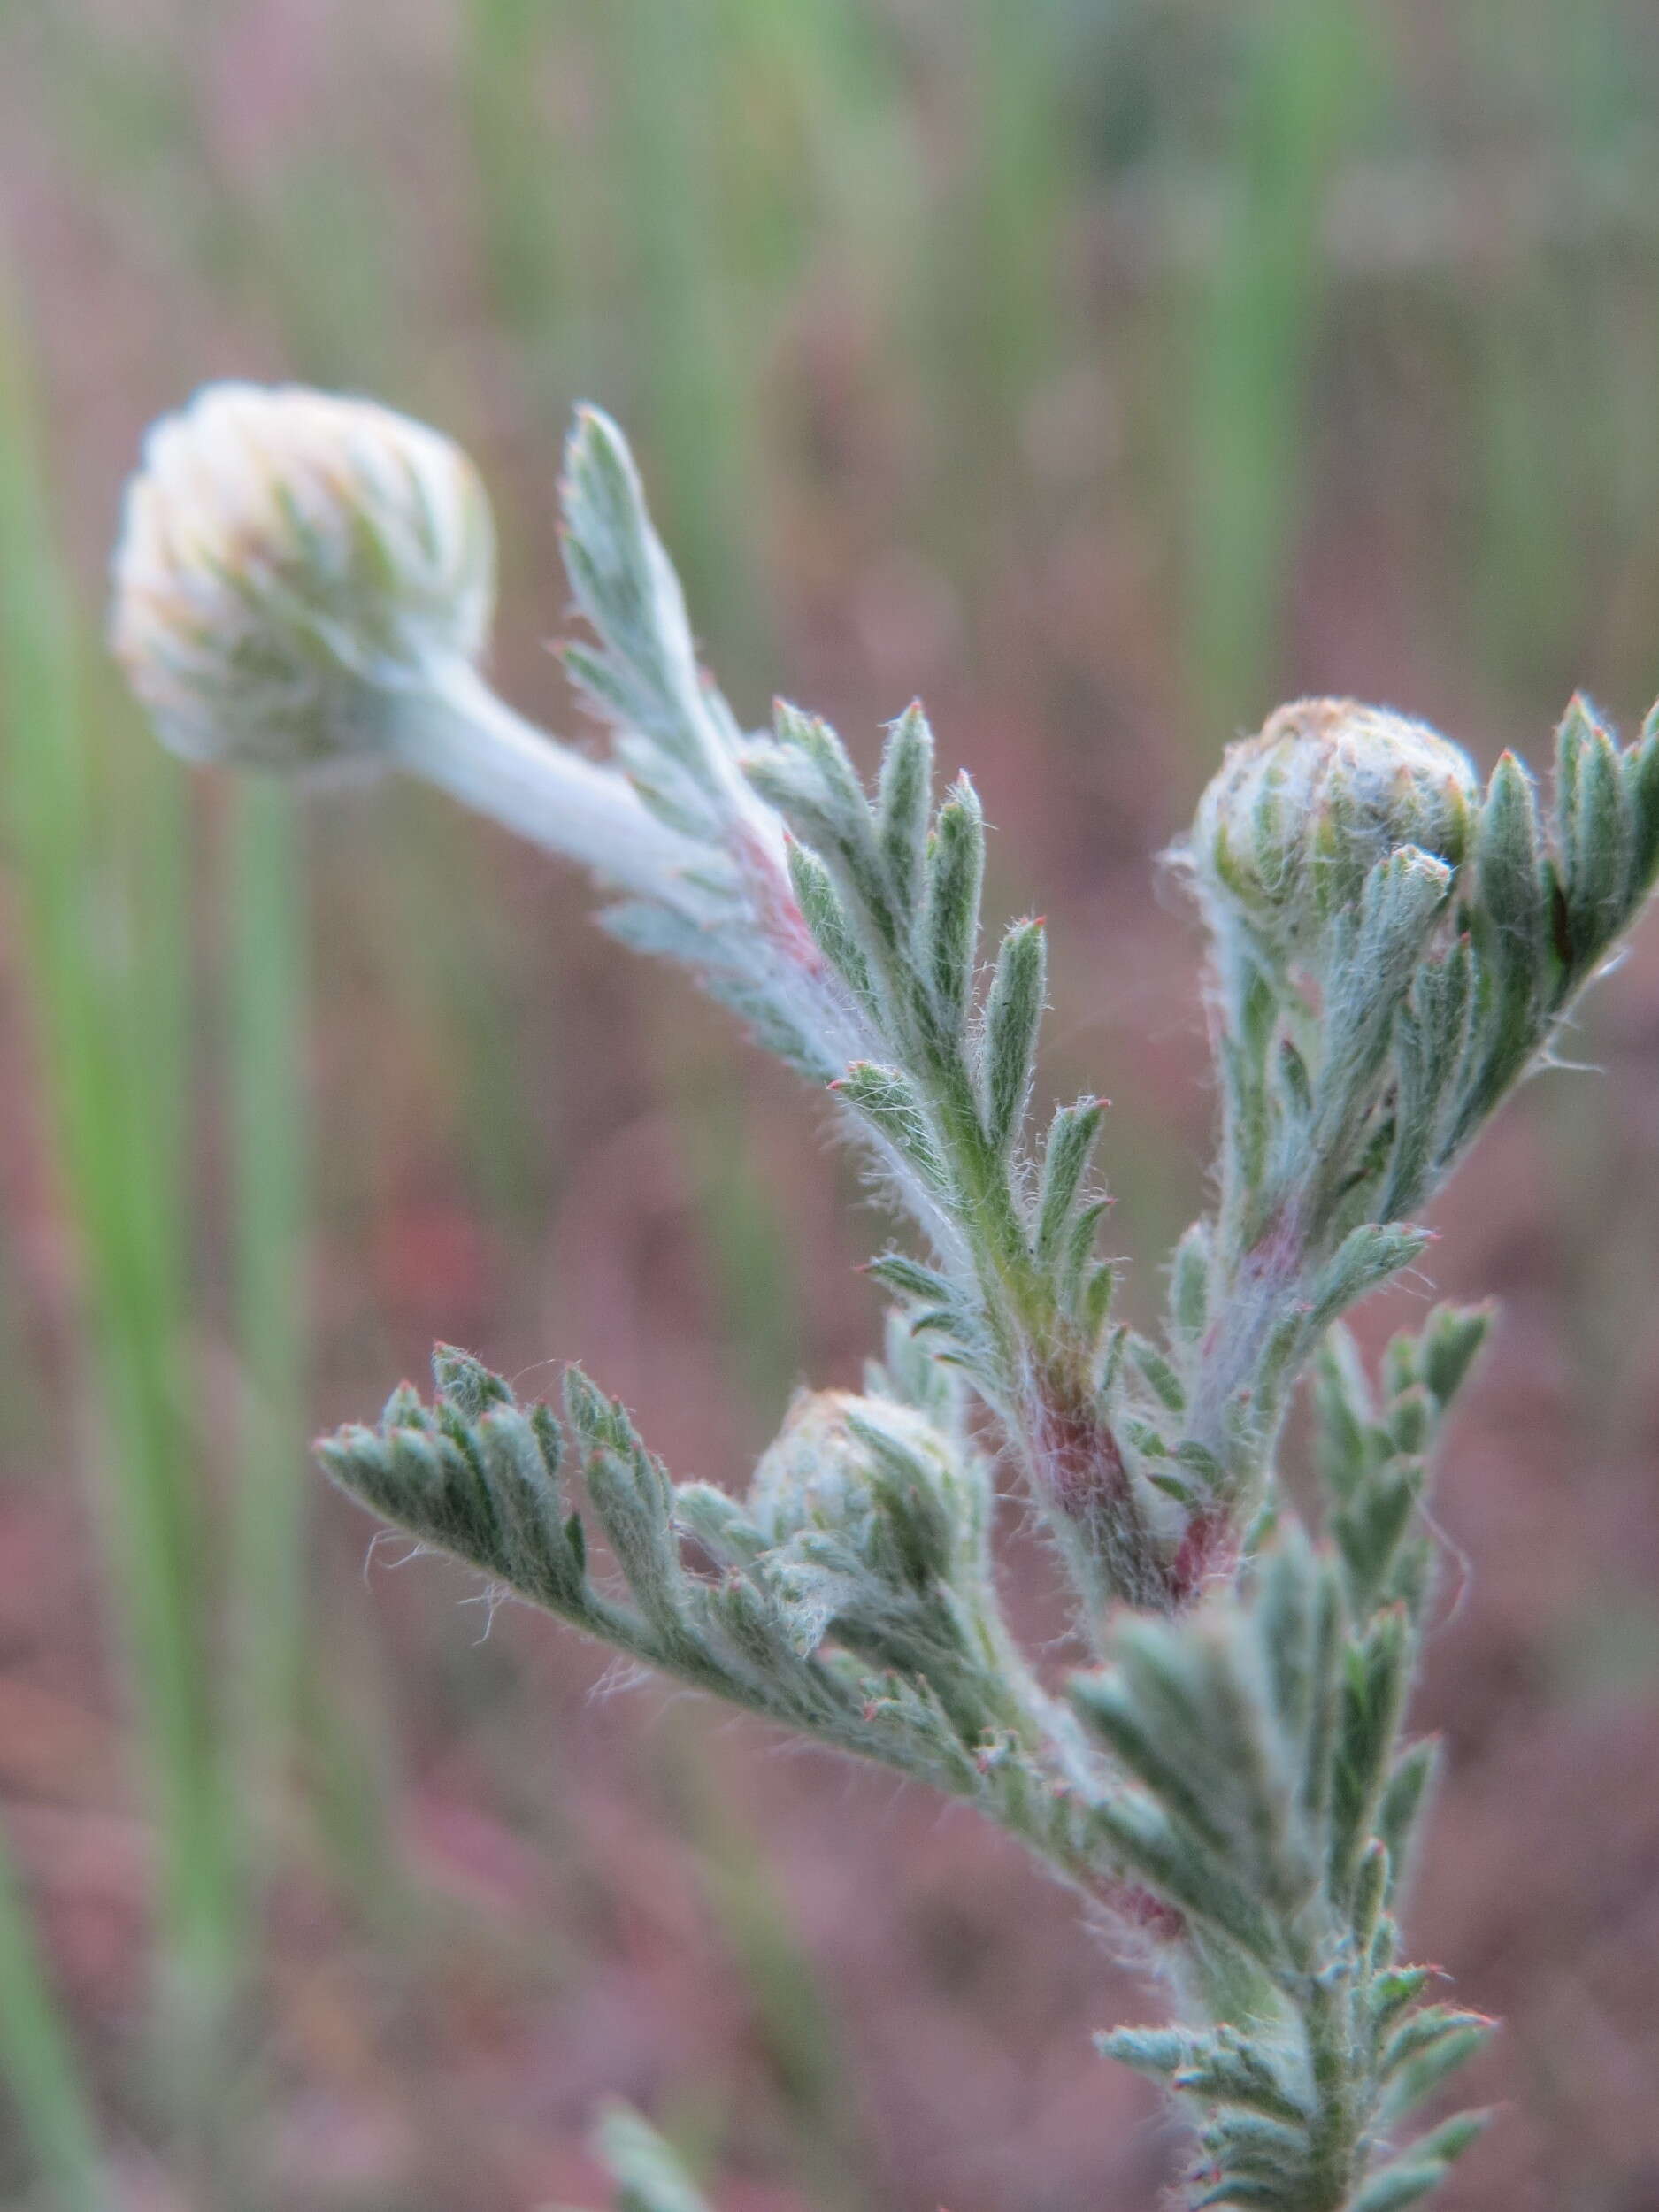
749 1388 954 1548
1191 699 1478 961
111 382 494 772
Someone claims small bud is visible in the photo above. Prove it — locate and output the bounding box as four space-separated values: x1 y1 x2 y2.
111 382 494 772
748 1387 955 1547
1191 699 1478 963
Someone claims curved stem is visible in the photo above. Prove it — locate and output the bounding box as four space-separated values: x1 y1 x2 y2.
393 659 706 902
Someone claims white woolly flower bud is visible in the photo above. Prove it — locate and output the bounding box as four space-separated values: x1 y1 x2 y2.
749 1388 955 1548
111 382 494 772
1191 698 1479 962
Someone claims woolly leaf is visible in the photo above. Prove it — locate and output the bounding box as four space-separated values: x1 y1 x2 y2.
1129 1335 1187 1413
1094 2024 1185 2077
1036 1099 1106 1263
1304 1223 1432 1339
1169 1218 1213 1345
1412 1301 1494 1412
832 1061 952 1194
980 916 1046 1154
876 701 934 920
1351 2111 1490 2212
1555 694 1631 967
1380 2019 1494 2123
864 1251 954 1306
1621 716 1659 898
921 777 984 1033
786 838 874 1003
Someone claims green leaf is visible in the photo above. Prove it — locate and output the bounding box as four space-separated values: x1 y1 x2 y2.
1620 715 1659 899
1331 1606 1412 1886
474 1404 584 1603
1310 1323 1375 1499
1555 694 1631 966
1094 2024 1186 2076
1190 2177 1287 2207
592 2101 715 2212
1383 935 1475 1217
1129 1335 1187 1413
1399 2108 1492 2166
674 1484 766 1571
1375 1738 1439 1879
1385 1386 1430 1456
1315 849 1454 1140
921 776 984 1032
1333 1461 1422 1617
1381 2020 1493 2122
831 1062 952 1194
433 1341 512 1417
559 407 708 762
1147 1469 1201 1508
1475 750 1548 977
1463 751 1550 1110
565 1371 685 1628
1081 1260 1118 1348
786 838 874 1004
1304 1223 1432 1338
1169 1218 1213 1344
763 703 884 910
1197 2109 1310 2181
1036 1099 1106 1265
1351 1838 1389 1950
1380 2007 1494 2090
1058 1197 1113 1310
864 1251 954 1305
1369 1964 1434 2035
1174 2032 1310 2126
875 701 934 920
1350 2167 1449 2212
1413 1301 1494 1412
980 916 1046 1154
1071 1672 1233 1860
1089 1794 1285 1970
1352 2110 1491 2211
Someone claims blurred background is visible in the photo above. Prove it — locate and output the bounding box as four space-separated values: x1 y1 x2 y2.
3 3 1659 2207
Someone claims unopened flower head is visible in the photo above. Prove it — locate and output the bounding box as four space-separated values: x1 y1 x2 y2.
1191 697 1479 961
749 1388 953 1547
111 383 495 772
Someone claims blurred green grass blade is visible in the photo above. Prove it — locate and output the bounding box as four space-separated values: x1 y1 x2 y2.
669 1732 870 2212
1475 301 1584 697
936 2 1072 467
464 0 595 396
0 1827 104 2212
122 738 191 1308
348 786 549 1230
675 1064 803 1425
595 0 758 658
296 1622 408 1925
1186 0 1375 726
228 783 310 1807
0 294 237 2009
1466 0 1652 703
